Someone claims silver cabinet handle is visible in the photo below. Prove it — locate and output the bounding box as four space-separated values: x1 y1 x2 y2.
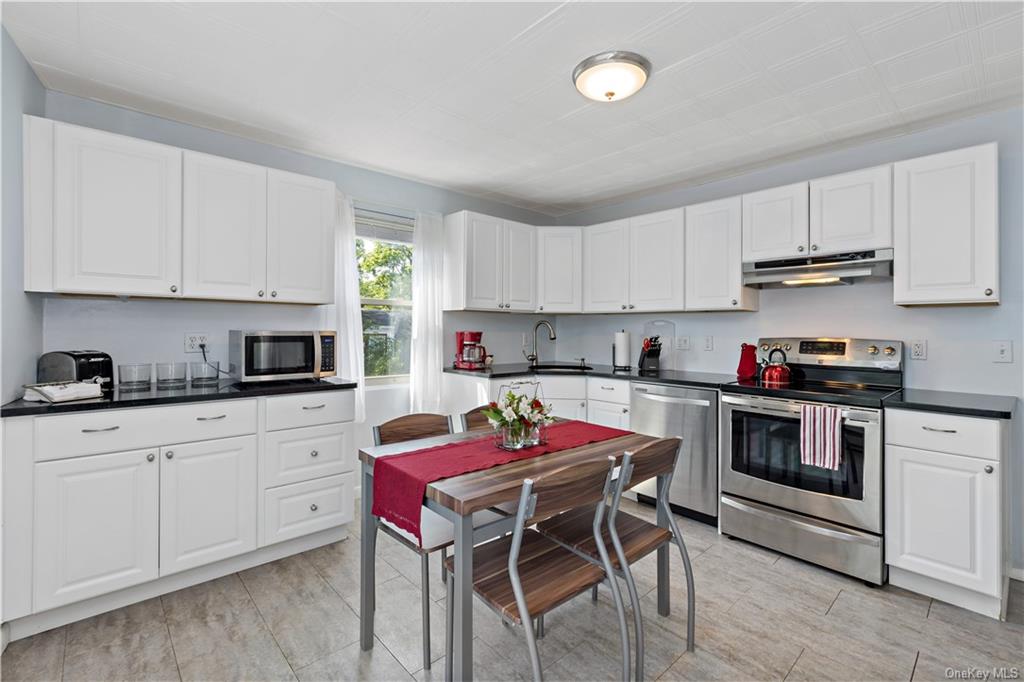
538 306 543 310
731 299 738 306
196 414 227 421
628 304 635 309
165 451 174 459
985 288 993 296
258 290 265 297
922 426 957 434
579 401 585 407
811 244 818 252
797 245 805 252
600 386 615 391
621 304 627 310
302 404 326 411
984 465 994 474
147 453 155 462
621 407 629 414
271 290 278 298
310 503 319 512
82 425 119 433
310 450 319 458
170 285 178 293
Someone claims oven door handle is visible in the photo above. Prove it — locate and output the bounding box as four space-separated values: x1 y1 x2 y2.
632 392 711 408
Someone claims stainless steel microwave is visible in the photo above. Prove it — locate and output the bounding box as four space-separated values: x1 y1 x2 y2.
228 330 336 382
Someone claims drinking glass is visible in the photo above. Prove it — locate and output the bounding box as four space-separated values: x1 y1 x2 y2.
156 362 187 390
190 361 220 387
118 363 152 391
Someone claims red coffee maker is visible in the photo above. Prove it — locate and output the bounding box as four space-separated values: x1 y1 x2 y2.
454 331 488 370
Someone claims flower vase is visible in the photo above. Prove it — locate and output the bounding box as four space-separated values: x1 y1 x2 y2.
499 425 526 450
525 424 542 447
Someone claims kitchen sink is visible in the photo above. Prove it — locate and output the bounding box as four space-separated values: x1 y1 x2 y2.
530 363 593 372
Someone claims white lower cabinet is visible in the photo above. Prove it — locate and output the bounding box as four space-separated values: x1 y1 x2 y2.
587 400 630 429
265 423 353 488
34 448 160 611
159 435 258 576
264 473 354 545
548 398 587 421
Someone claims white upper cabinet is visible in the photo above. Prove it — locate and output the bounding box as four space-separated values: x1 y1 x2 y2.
893 143 999 305
443 211 537 312
34 448 160 611
183 152 268 301
536 227 582 313
159 435 258 576
583 219 630 312
809 165 892 257
503 220 537 311
628 209 685 312
267 169 336 304
685 197 757 311
52 121 183 297
741 182 809 262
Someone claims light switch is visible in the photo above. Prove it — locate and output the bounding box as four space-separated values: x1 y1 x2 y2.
675 336 690 351
993 340 1013 363
703 336 714 352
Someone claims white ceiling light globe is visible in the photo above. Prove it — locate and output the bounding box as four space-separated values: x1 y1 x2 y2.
573 51 651 102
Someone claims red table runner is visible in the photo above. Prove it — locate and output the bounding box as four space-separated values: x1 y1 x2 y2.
371 420 632 545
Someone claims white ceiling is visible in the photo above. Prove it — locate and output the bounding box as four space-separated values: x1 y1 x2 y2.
4 2 1022 216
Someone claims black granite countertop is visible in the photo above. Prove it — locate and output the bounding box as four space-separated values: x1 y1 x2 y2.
884 388 1016 420
443 363 735 389
1 378 358 418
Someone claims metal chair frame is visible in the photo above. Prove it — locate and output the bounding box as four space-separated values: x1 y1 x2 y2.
444 457 632 682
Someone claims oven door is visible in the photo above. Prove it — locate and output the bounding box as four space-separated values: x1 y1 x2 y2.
720 393 882 533
242 332 320 381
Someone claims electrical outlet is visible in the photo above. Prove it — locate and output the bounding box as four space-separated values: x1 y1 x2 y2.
909 340 927 360
675 336 691 351
185 333 209 354
703 335 714 352
993 340 1014 363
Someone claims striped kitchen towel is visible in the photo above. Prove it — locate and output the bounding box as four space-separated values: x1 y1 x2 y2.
800 404 842 470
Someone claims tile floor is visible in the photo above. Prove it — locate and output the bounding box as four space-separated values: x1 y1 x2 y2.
3 500 1022 681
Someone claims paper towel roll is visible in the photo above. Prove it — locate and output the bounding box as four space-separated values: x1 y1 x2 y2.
614 331 631 368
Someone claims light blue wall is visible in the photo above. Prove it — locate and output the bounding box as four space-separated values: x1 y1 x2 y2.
1 28 45 403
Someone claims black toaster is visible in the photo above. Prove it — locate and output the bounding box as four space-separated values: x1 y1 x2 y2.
37 351 114 393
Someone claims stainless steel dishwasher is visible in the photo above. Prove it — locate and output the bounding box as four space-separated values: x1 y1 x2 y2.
629 382 718 521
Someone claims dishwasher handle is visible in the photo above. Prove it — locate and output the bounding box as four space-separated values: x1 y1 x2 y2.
632 389 711 408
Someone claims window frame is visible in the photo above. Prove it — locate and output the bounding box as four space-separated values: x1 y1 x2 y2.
355 215 414 385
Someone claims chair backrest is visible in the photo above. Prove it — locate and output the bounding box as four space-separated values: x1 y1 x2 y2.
373 413 453 446
621 437 681 489
461 405 492 433
526 456 618 522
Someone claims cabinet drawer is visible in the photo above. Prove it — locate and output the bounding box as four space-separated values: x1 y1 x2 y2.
264 423 354 488
35 400 257 462
885 409 1000 460
264 473 354 545
587 378 630 405
265 391 354 431
537 376 585 400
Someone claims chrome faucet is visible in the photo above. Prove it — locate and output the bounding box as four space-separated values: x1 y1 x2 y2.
524 320 556 367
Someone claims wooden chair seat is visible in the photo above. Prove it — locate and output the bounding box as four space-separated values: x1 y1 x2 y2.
443 530 604 624
537 506 672 569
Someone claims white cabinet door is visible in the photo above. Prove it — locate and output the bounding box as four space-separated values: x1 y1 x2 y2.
629 209 685 312
536 227 582 313
893 144 999 305
267 169 335 304
685 197 756 311
504 220 537 311
886 445 1000 596
809 165 892 257
548 398 588 421
183 152 267 301
53 122 182 296
583 219 630 312
465 212 505 311
160 435 258 576
587 400 630 430
741 182 809 262
34 448 159 611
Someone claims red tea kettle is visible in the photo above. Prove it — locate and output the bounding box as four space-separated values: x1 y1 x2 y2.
761 348 792 387
736 343 758 380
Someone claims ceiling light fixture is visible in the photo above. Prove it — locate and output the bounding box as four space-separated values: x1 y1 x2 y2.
573 51 651 102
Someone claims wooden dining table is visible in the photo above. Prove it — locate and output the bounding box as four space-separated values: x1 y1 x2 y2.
358 428 675 681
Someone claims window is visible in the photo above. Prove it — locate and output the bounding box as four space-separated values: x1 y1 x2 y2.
355 209 414 382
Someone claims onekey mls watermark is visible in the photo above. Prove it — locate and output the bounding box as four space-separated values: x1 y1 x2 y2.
945 667 1021 680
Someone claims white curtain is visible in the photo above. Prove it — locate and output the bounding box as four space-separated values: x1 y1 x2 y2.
410 211 445 413
322 193 366 422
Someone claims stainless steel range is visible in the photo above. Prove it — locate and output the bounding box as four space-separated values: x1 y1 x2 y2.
719 337 903 584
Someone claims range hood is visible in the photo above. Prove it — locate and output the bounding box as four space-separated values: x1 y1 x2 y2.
742 249 893 289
